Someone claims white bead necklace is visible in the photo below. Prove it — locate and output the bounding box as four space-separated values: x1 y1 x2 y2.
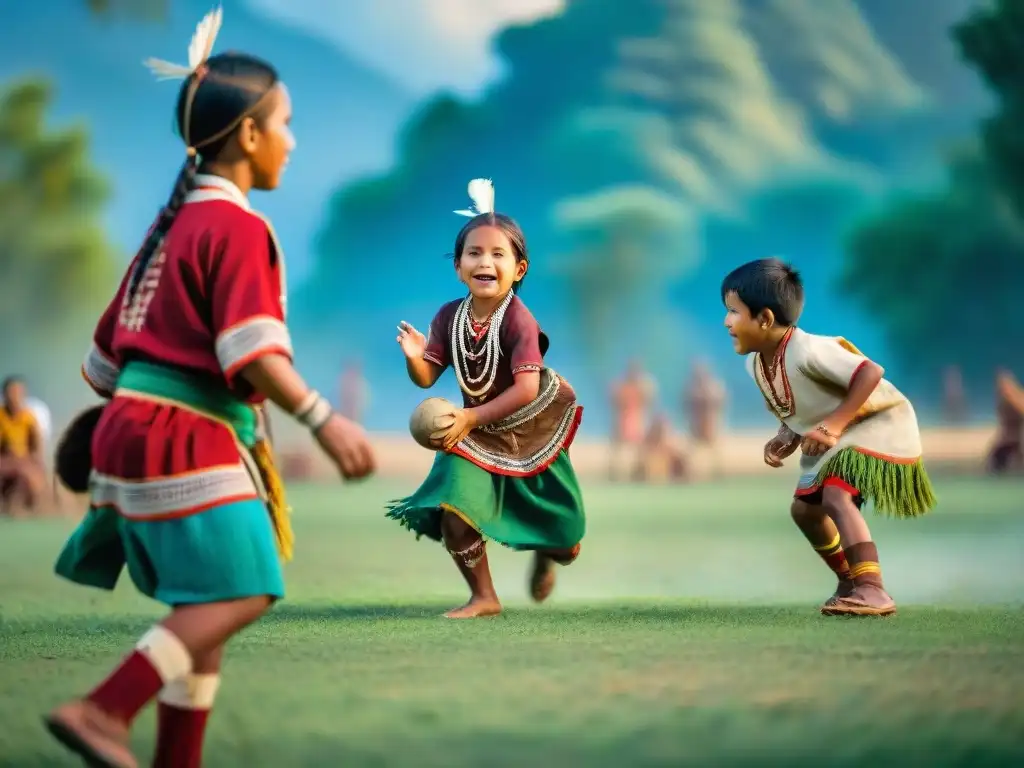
451 291 513 398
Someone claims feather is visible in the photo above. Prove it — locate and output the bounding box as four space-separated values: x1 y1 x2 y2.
453 209 477 217
466 178 494 214
142 58 194 81
187 6 224 71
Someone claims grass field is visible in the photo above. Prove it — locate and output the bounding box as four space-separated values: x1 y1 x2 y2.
2 474 1023 767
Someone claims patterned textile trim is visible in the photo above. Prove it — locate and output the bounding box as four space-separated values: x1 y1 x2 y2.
453 404 583 477
477 367 562 434
215 316 293 379
89 464 258 520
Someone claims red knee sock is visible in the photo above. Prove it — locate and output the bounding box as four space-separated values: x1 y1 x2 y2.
86 625 193 726
153 674 221 768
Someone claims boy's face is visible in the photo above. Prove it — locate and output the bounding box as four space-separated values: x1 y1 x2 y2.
723 291 768 355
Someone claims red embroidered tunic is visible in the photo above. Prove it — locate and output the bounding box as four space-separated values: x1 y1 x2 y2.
81 174 292 519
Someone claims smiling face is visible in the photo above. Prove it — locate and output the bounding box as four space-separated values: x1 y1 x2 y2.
723 290 769 355
456 224 527 301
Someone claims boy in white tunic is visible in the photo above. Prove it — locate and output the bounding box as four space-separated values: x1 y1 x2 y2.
722 259 936 617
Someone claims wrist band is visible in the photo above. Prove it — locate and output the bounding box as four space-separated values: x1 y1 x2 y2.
295 390 333 432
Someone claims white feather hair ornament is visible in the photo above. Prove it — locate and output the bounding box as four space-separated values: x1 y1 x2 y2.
143 6 224 81
454 178 495 217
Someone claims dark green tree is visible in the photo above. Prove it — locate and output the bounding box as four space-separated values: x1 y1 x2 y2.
954 0 1024 216
840 143 1024 395
837 1 1024 398
0 79 120 364
85 0 167 20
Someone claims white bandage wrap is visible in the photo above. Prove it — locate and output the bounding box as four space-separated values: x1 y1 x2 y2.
136 625 193 684
295 390 332 432
158 673 222 710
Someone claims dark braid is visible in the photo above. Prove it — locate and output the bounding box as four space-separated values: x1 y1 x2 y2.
125 52 279 301
126 155 198 300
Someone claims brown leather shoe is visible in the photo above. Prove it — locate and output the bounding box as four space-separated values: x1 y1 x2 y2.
826 585 897 617
819 578 856 615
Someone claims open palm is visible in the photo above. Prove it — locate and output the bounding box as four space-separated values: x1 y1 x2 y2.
396 321 426 359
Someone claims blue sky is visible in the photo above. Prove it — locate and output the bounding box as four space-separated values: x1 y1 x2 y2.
0 0 560 280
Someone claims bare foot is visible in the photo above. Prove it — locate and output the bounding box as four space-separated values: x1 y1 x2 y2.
819 578 856 614
44 699 138 768
826 584 896 617
529 553 557 603
444 596 502 619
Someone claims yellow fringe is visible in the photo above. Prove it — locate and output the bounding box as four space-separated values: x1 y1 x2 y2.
251 439 294 562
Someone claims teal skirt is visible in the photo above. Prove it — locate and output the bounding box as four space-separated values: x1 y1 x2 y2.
386 450 585 551
55 499 285 606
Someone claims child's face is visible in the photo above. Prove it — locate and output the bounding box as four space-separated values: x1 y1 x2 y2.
246 83 295 191
456 225 526 301
723 291 768 355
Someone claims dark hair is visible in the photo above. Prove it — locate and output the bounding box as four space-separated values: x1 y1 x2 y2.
720 258 804 327
452 212 530 288
126 52 280 299
55 405 106 493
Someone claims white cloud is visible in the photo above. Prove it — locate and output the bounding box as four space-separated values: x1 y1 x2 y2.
245 0 565 94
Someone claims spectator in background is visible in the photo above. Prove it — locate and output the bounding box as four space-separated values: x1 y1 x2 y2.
339 359 370 425
634 413 688 483
685 360 725 447
990 370 1024 474
942 365 968 424
26 393 52 452
609 359 656 481
0 376 46 515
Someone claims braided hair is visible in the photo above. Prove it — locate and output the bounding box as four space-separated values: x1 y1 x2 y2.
126 52 280 300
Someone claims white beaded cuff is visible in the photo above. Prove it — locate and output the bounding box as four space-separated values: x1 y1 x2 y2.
295 390 333 432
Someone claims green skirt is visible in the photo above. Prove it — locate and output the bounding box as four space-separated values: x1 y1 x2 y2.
386 450 585 551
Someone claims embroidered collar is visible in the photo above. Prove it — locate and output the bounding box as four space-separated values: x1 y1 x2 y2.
185 173 251 210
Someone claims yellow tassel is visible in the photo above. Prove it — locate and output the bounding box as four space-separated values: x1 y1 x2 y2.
251 439 294 562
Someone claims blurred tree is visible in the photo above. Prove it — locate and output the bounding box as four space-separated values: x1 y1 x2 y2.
550 186 694 368
0 79 120 359
839 143 1024 394
836 1 1024 398
953 0 1024 217
85 0 167 20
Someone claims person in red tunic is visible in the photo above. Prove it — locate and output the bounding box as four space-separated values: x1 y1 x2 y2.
43 10 375 768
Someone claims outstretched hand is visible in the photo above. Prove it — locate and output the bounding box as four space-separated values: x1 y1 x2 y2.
396 321 426 360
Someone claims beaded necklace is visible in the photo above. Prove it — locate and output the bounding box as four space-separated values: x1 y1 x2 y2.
451 291 513 398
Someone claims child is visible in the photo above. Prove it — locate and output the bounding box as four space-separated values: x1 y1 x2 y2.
389 178 586 619
722 258 935 617
43 9 375 767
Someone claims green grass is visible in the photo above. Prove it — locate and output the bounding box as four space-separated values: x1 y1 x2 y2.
2 474 1023 766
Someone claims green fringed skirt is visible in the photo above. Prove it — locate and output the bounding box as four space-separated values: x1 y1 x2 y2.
386 450 586 550
795 446 936 518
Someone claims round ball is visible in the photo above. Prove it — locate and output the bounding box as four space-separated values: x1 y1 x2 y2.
409 397 457 450
54 405 106 493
